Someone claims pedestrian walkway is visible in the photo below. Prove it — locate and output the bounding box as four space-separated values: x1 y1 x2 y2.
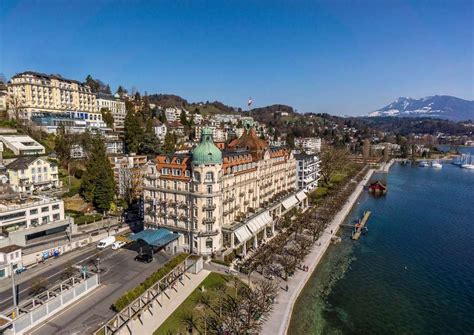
122 269 210 335
260 169 374 335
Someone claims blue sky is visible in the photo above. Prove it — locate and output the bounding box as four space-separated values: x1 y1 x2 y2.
0 0 472 115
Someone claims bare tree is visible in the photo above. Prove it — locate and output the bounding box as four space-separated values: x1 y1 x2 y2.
7 95 26 123
119 166 144 204
319 147 350 185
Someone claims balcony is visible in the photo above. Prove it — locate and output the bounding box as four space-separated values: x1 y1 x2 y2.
203 217 216 224
198 230 219 237
202 204 216 211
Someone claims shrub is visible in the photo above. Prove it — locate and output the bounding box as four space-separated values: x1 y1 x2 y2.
111 253 189 312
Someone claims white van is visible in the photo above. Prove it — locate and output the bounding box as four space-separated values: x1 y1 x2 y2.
97 236 116 249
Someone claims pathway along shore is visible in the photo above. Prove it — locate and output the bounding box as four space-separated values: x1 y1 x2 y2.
260 167 376 335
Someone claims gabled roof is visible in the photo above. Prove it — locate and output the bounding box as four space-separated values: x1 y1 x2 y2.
6 156 43 171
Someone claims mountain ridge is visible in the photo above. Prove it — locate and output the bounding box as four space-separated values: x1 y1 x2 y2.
368 95 473 121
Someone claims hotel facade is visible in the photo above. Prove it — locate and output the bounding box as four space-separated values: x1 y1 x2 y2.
143 122 308 256
7 71 98 119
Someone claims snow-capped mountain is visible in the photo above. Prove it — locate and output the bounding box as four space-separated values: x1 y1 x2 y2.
368 95 473 121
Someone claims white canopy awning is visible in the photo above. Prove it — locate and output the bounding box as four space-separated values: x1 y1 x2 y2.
246 211 272 233
234 225 252 244
295 190 307 202
281 195 298 209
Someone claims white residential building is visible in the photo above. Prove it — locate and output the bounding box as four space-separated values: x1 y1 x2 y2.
195 125 227 142
0 135 45 155
0 196 74 247
152 119 167 141
96 93 126 132
6 156 60 194
295 137 322 154
165 107 187 122
295 153 321 192
0 245 23 279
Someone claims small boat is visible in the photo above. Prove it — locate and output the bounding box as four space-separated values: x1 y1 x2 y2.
419 161 429 167
431 160 442 168
461 164 474 170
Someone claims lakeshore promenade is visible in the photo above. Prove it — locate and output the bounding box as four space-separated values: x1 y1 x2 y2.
260 168 375 335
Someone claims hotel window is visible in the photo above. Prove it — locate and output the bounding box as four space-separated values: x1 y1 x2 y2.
207 185 212 194
53 214 60 221
42 216 49 224
30 209 38 215
205 172 214 182
41 206 49 213
52 204 60 210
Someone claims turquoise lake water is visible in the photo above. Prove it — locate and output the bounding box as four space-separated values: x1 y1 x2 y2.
289 158 474 334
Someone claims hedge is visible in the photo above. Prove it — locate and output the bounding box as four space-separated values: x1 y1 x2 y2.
111 253 189 312
211 258 231 267
74 213 103 225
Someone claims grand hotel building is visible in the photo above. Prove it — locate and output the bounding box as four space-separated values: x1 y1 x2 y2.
7 71 98 119
143 122 308 256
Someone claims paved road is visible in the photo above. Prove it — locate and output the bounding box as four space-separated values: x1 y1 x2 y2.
0 245 115 313
30 248 171 335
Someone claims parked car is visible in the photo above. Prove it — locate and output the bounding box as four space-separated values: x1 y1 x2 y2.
111 241 126 250
15 266 27 274
134 253 153 263
97 236 116 249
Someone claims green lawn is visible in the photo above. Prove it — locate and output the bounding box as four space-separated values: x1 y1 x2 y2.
154 272 231 335
330 172 347 184
59 167 81 197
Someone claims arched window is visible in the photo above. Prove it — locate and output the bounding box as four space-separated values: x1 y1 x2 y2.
193 171 201 182
205 171 214 182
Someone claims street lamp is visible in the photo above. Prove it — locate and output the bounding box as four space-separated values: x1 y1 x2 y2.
10 263 18 317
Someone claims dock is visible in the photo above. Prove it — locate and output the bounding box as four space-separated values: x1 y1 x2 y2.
351 211 371 240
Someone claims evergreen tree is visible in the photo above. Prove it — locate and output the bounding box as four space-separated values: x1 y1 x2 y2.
100 108 114 128
145 118 153 133
140 132 162 155
105 85 112 95
81 135 115 212
179 110 188 126
163 132 176 153
158 110 167 123
124 110 144 153
54 124 71 165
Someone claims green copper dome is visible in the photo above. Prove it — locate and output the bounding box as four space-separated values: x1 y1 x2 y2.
192 128 222 165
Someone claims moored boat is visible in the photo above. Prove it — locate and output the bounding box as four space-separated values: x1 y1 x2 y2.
431 160 442 168
419 161 429 167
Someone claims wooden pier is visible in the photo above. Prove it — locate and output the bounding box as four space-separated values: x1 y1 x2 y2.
351 211 371 240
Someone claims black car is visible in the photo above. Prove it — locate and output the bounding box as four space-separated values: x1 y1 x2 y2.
134 253 153 263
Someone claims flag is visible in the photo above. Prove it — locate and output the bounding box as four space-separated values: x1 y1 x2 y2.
247 97 253 107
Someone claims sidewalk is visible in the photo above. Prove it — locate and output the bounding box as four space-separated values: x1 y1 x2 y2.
128 269 211 334
260 169 374 335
